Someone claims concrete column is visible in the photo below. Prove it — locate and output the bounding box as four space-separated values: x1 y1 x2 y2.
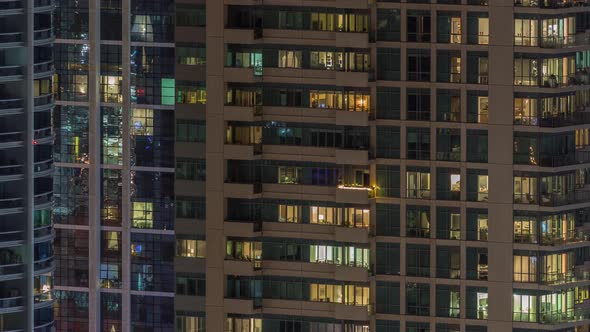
88 0 102 331
206 0 227 331
486 1 516 330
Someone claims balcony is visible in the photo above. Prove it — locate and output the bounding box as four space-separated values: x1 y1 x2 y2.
0 66 22 82
539 31 590 49
0 0 22 11
0 32 22 47
33 257 54 273
0 263 24 279
336 186 372 204
520 150 590 167
538 188 590 207
0 164 22 182
34 0 54 11
0 296 23 313
33 159 52 177
0 230 23 244
0 132 23 149
34 192 52 207
33 127 52 144
33 61 53 78
538 110 590 127
223 182 263 199
540 264 590 286
0 198 23 215
537 0 590 8
224 144 262 160
33 28 54 45
35 93 53 112
0 99 22 115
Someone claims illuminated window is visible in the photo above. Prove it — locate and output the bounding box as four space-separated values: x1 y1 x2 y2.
100 263 120 289
513 255 537 282
477 18 489 45
226 318 261 332
278 166 301 184
34 79 52 97
105 231 120 251
177 85 206 104
34 273 53 303
310 206 338 225
161 78 175 105
514 216 537 243
278 50 302 68
406 170 430 199
514 18 538 46
131 109 154 136
131 201 153 229
514 176 537 204
513 293 537 322
278 204 300 223
176 239 206 258
344 208 370 228
100 75 122 103
225 240 261 261
310 283 343 303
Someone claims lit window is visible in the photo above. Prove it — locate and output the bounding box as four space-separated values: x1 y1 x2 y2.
177 239 206 258
131 201 153 229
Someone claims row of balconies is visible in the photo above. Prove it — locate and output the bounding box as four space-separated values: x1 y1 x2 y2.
224 105 369 127
223 67 370 89
224 182 373 204
0 28 54 47
225 27 370 49
0 0 54 12
224 297 371 322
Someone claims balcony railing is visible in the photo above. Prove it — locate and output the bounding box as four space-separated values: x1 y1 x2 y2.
34 94 53 107
0 296 23 310
0 0 22 10
0 32 22 44
34 192 52 206
540 265 590 285
539 110 590 127
0 132 22 144
0 66 22 78
33 159 52 173
0 164 23 177
0 198 23 211
33 28 53 41
0 230 24 242
539 189 590 207
33 61 53 75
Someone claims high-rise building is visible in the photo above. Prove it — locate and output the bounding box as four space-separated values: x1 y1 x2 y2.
0 0 56 330
207 1 590 332
52 0 181 330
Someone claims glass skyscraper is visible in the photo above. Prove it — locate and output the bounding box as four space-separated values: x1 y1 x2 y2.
52 0 180 330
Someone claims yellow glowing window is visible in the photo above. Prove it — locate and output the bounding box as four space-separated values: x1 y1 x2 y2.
131 108 154 136
132 201 153 229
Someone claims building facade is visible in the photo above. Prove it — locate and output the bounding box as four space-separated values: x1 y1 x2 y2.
0 0 56 330
207 0 590 332
52 0 185 330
